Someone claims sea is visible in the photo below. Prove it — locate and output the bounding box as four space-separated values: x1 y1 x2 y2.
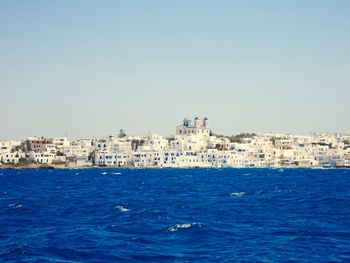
1 168 350 262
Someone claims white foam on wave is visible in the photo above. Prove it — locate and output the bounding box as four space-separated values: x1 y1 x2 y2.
274 188 292 193
115 205 130 212
101 172 107 175
113 172 122 175
0 243 28 255
230 192 245 197
167 222 201 232
8 203 22 208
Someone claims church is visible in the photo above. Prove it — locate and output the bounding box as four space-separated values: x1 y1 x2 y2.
176 117 210 136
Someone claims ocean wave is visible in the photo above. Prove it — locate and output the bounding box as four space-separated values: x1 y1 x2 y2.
101 172 107 175
274 189 292 193
113 172 122 175
0 243 29 256
8 203 22 209
166 222 201 232
230 192 245 197
115 205 130 212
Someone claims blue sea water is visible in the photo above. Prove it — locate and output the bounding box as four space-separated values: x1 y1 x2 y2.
1 168 350 262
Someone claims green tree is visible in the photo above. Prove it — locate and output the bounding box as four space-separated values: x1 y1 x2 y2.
88 151 96 162
118 129 127 138
56 151 65 156
18 157 33 165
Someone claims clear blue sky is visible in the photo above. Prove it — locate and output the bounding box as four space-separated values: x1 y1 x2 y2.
1 0 349 140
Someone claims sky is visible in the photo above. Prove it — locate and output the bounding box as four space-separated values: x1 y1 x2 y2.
0 0 349 140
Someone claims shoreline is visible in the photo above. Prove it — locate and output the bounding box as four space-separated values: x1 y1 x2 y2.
1 164 349 170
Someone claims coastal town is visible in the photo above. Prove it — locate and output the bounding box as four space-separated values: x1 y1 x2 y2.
1 118 350 168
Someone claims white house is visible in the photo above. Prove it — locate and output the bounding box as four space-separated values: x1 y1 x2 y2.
1 152 26 164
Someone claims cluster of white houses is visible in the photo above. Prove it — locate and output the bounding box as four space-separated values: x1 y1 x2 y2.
1 118 350 168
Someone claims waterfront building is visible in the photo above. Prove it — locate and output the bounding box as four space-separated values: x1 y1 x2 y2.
28 152 55 164
0 151 25 164
1 118 350 168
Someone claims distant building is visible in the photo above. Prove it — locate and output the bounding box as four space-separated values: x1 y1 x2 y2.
26 137 53 153
1 152 25 164
29 152 55 164
176 117 210 136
